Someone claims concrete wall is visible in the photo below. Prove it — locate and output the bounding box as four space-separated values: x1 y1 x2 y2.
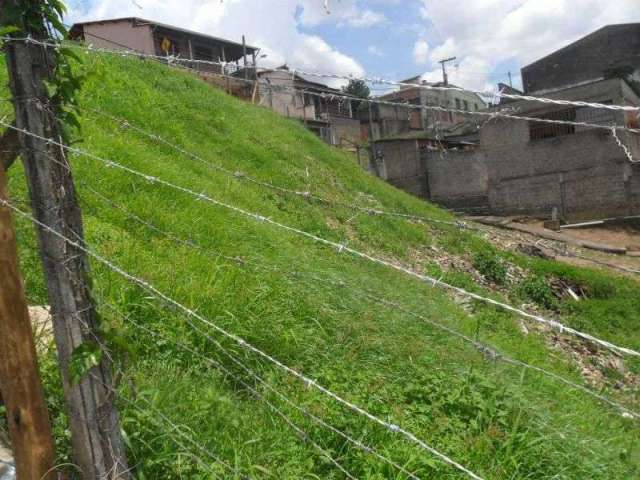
367 77 640 221
426 150 489 213
82 20 156 54
372 140 429 198
257 72 316 120
329 116 361 147
480 79 640 220
522 24 640 94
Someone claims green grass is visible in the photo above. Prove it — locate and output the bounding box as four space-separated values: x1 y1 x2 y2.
2 51 640 479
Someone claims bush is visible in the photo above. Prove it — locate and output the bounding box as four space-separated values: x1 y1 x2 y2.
519 275 557 310
473 251 507 285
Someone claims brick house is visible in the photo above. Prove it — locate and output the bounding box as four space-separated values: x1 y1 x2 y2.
257 67 361 147
368 25 640 222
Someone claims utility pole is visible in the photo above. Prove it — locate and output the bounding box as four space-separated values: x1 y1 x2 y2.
438 57 457 86
508 71 513 88
1 2 129 478
0 165 56 479
242 35 248 80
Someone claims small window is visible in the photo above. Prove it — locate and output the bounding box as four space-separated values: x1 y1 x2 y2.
529 108 577 141
455 98 461 109
463 100 469 111
475 103 479 111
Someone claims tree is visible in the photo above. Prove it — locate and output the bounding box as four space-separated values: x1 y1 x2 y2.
604 65 640 97
342 79 371 113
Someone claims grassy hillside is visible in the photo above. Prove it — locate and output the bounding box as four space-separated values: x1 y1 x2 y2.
2 51 640 479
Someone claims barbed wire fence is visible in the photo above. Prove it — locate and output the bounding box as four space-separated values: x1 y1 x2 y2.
1 31 639 479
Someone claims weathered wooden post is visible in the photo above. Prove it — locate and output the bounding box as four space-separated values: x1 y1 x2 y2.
0 160 56 480
1 1 129 477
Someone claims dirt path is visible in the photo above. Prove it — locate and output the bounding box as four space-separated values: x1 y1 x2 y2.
469 218 640 279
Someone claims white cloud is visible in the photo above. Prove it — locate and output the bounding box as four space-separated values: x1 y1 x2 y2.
412 39 429 64
342 9 386 28
367 45 385 57
297 0 385 28
416 0 640 90
67 0 365 87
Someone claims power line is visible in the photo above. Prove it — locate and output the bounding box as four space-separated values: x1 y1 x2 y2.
3 36 640 115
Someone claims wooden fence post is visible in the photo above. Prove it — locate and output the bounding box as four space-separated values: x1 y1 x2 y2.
2 3 129 478
0 162 56 480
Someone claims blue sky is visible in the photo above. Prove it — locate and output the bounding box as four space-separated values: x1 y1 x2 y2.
67 0 640 92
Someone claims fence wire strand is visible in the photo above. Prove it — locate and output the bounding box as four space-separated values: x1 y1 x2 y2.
1 198 485 480
4 36 640 115
78 181 639 420
2 119 635 359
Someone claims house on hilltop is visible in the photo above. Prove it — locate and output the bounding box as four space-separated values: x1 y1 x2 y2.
257 67 360 147
367 25 640 222
69 17 259 75
521 23 640 95
361 75 486 141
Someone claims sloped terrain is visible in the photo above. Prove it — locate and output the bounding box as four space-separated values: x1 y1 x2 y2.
1 52 640 479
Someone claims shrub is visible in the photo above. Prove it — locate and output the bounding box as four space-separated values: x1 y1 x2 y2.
519 275 557 310
474 251 508 285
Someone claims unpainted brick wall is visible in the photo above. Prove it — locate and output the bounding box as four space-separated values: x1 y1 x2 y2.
481 114 640 221
373 140 429 198
426 149 489 212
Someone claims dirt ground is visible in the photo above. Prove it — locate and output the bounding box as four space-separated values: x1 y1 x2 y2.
530 220 640 250
470 217 640 278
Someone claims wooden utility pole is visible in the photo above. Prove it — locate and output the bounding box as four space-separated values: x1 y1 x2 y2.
438 56 457 86
2 2 129 478
0 164 56 479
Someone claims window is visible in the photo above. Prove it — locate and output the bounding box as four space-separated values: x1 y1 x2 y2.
193 44 214 61
475 103 479 111
463 100 469 111
529 108 577 141
455 98 461 109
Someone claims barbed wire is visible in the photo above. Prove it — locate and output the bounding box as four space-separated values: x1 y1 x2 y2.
200 67 640 135
16 135 638 422
3 36 639 114
32 105 639 280
611 127 639 163
0 198 485 480
2 118 638 359
78 181 639 420
3 119 634 358
3 40 640 137
87 371 243 479
102 302 423 479
83 105 468 229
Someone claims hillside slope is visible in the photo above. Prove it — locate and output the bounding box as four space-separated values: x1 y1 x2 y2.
1 52 639 479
